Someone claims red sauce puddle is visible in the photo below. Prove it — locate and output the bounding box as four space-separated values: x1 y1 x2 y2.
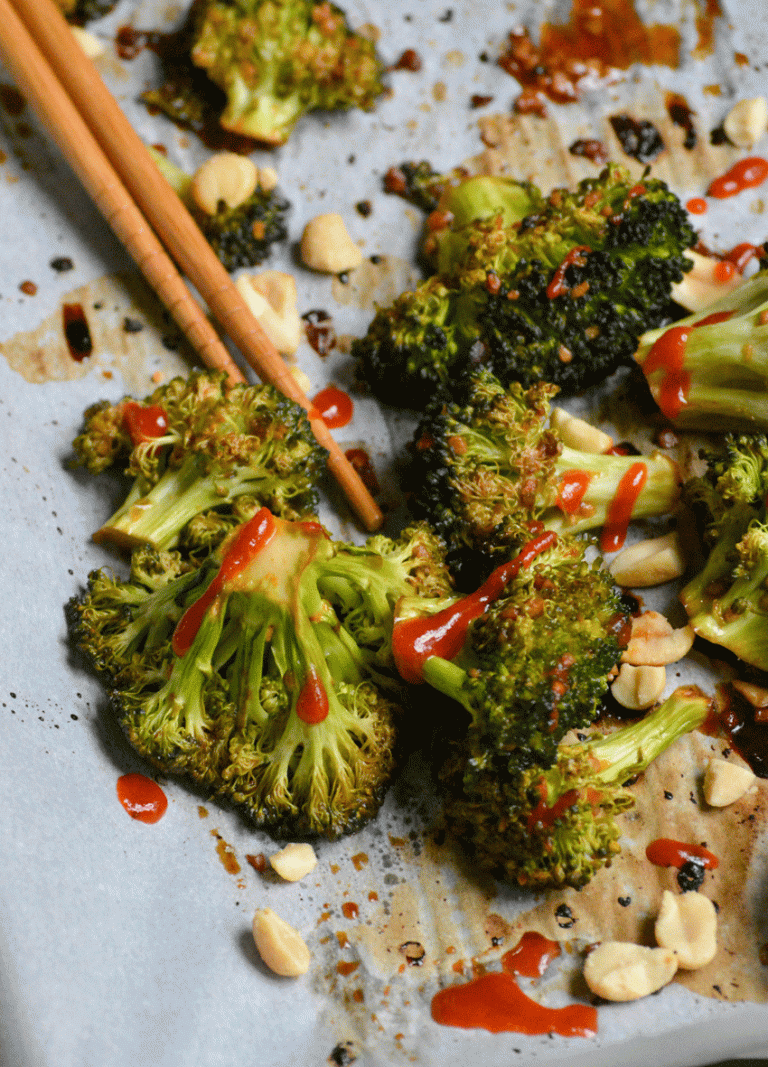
116 773 168 823
311 385 353 429
646 837 719 869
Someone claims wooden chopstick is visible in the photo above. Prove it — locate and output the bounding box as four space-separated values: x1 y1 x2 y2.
0 0 245 386
2 0 384 533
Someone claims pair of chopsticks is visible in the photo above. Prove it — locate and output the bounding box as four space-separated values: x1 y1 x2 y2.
0 0 383 532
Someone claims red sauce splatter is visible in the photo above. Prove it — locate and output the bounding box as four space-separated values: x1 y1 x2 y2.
641 310 734 419
600 462 647 553
312 385 353 429
345 448 380 495
708 157 768 199
296 665 329 724
687 197 708 215
62 303 93 361
547 246 590 299
556 470 592 515
646 838 719 869
527 786 581 834
502 931 561 978
431 971 597 1036
172 508 276 656
116 773 167 823
122 401 168 445
723 242 761 273
393 532 557 683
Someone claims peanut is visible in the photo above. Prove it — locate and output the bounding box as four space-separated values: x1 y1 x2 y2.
191 153 258 216
550 406 614 453
235 270 302 355
252 908 311 977
610 663 666 710
583 942 677 1001
300 213 363 274
609 531 685 588
671 250 745 313
257 166 279 192
703 756 755 807
70 26 103 58
621 611 694 666
654 890 717 970
269 842 318 882
723 96 768 149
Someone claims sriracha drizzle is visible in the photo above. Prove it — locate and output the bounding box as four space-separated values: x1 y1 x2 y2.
641 309 734 419
708 157 768 199
646 837 719 869
556 470 592 515
116 773 168 823
600 462 647 553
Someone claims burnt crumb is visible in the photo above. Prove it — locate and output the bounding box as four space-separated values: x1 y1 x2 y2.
569 138 608 165
161 333 180 351
347 154 356 164
555 903 575 928
710 124 729 146
470 93 494 108
438 8 453 21
123 316 144 333
369 254 382 264
712 984 723 995
19 280 37 295
609 115 665 162
392 49 422 72
618 896 632 907
664 790 674 800
479 51 489 62
665 92 697 150
329 1041 357 1066
677 859 706 893
337 271 349 285
50 256 74 272
355 200 372 217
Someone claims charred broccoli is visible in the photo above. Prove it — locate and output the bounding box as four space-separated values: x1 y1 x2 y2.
67 512 454 838
72 371 326 557
354 163 695 408
681 433 768 669
409 368 680 582
439 685 711 888
635 269 768 431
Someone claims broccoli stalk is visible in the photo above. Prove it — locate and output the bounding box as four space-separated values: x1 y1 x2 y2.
680 433 768 669
354 163 695 407
409 368 680 580
73 371 327 557
635 270 768 430
439 685 711 888
68 512 454 838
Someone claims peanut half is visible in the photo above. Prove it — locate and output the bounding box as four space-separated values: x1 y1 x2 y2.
621 611 694 666
671 250 745 313
550 407 614 454
609 531 685 588
252 908 311 977
191 153 258 216
235 270 302 355
610 663 666 711
703 757 755 807
583 942 678 1001
723 96 768 149
300 213 363 274
654 890 717 970
269 842 318 882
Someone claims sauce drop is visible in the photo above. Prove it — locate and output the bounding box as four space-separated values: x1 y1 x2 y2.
172 508 276 657
547 246 590 299
116 773 168 823
312 385 353 429
392 531 557 683
122 402 169 445
556 470 592 515
296 665 329 724
600 462 647 553
502 931 561 978
708 157 768 199
686 197 708 215
646 837 719 869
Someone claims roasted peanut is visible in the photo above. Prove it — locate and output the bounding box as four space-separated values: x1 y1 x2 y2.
671 250 745 312
290 366 313 395
610 663 666 710
550 407 613 454
723 96 768 149
703 756 755 807
252 908 311 977
300 213 363 274
70 26 103 58
609 531 685 588
583 941 677 1001
621 611 694 666
235 270 302 355
257 166 279 192
191 153 258 216
732 678 768 708
269 842 318 882
655 890 717 970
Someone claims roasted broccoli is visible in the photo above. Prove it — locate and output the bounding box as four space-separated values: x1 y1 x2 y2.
151 149 290 272
438 685 711 888
72 371 326 557
680 433 768 669
635 269 768 431
408 368 680 582
353 163 696 408
67 512 454 838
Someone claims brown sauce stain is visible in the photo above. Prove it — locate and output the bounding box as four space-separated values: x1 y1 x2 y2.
211 829 241 875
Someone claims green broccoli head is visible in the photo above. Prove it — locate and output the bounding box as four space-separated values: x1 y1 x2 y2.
409 368 680 583
439 685 711 888
354 163 695 408
72 371 327 557
681 434 768 669
190 0 386 145
635 270 768 431
67 510 454 838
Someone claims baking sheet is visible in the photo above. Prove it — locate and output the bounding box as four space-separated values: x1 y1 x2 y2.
3 0 768 1064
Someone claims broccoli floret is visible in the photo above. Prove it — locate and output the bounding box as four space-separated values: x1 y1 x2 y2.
438 684 710 888
150 148 290 272
635 269 768 431
354 163 695 408
409 368 680 582
393 534 630 768
680 434 768 669
67 512 454 838
72 371 326 557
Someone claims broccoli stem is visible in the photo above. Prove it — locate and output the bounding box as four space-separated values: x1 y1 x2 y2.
421 655 474 717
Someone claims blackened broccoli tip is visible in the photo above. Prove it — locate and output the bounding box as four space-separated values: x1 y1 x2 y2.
72 370 327 559
353 162 696 408
680 433 768 669
439 684 711 888
189 0 386 146
636 270 768 431
67 512 455 839
408 368 681 578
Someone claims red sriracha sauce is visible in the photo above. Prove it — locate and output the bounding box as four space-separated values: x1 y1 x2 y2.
686 197 707 215
556 469 592 515
392 531 558 684
502 931 561 978
646 837 719 870
708 157 768 199
122 401 168 445
641 309 734 420
600 462 647 553
311 385 353 429
547 246 591 299
172 508 276 657
296 665 329 724
116 773 168 823
527 785 581 834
